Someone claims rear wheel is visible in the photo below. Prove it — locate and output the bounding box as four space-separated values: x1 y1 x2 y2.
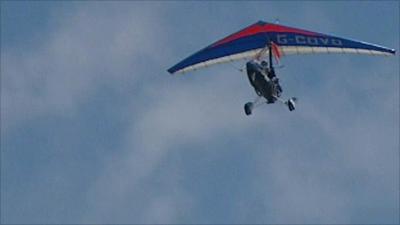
244 102 253 115
287 97 296 111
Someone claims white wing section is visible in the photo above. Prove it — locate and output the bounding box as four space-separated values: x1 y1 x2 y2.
175 49 261 74
280 46 394 56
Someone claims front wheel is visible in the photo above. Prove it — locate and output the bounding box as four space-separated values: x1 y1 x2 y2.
286 97 296 111
244 102 253 116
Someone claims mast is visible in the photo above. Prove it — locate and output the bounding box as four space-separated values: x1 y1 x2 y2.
268 42 273 70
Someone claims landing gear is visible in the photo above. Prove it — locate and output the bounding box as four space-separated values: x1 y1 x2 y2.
244 102 254 116
285 97 297 111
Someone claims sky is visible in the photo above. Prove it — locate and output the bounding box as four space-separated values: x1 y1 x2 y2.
1 1 399 224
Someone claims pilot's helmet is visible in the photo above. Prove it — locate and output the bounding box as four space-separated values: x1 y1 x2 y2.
261 60 268 68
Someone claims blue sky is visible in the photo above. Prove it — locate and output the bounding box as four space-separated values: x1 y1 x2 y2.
1 1 399 224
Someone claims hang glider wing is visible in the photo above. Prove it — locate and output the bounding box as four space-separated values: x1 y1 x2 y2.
168 21 395 74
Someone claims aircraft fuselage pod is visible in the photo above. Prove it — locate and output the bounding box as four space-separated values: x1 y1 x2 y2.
246 60 280 104
243 60 296 116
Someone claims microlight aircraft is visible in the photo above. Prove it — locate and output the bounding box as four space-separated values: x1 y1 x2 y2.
168 21 395 115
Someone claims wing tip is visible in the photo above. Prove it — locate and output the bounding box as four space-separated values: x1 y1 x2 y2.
167 67 184 75
167 67 177 74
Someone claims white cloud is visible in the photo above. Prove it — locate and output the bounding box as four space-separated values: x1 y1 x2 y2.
2 2 398 224
1 2 164 132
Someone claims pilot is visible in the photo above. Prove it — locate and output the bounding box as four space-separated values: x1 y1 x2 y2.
260 60 276 79
260 60 270 75
261 60 282 95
